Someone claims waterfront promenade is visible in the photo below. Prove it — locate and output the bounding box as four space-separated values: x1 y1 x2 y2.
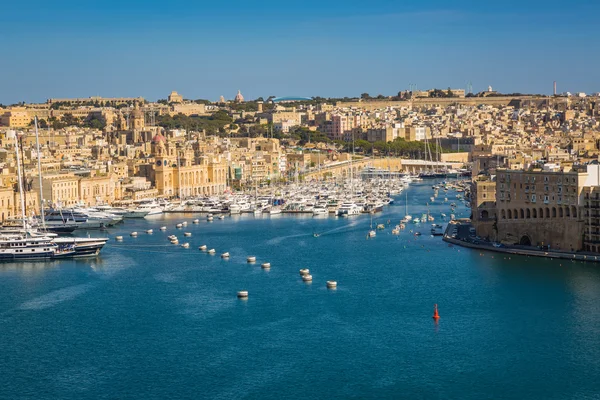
443 219 600 263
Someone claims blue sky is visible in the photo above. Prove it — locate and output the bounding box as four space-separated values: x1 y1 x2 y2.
1 0 597 104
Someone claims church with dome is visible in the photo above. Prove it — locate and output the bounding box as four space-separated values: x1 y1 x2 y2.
234 90 244 103
150 132 227 197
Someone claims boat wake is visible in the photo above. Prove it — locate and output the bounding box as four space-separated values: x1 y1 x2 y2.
265 233 311 245
19 283 95 311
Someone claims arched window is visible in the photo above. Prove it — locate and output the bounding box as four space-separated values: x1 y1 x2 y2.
508 209 512 219
572 206 577 219
501 210 506 219
552 207 557 218
532 208 537 218
520 209 525 219
559 207 563 218
514 209 519 219
545 208 550 218
526 209 531 218
565 207 570 217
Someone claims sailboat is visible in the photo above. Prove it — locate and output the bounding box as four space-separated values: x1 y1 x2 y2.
4 118 108 259
368 213 376 237
0 128 73 261
401 188 412 223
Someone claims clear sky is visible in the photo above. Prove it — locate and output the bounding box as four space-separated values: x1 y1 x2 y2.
1 0 597 104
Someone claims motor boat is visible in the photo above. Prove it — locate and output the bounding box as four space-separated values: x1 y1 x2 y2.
336 203 361 217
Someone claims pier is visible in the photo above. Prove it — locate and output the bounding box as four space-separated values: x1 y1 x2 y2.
443 219 600 263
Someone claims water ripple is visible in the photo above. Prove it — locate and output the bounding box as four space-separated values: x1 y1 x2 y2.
19 283 95 311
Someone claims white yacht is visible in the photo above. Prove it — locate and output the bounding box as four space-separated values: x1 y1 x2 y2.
0 232 75 261
336 203 361 217
44 209 108 229
266 206 282 215
312 206 328 216
133 201 163 216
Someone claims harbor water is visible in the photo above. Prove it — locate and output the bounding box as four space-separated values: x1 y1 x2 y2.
1 183 600 399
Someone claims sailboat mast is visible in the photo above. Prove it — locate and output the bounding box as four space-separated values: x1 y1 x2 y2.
34 117 46 229
14 132 27 230
350 131 354 202
177 148 181 199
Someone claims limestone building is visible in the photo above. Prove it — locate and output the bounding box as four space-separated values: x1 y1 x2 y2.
495 168 585 251
151 133 227 197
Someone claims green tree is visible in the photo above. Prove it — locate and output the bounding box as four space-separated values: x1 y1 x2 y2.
61 113 80 126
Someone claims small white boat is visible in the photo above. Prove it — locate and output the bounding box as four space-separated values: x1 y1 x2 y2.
182 221 188 226
146 229 153 234
218 215 225 220
184 232 191 237
207 248 216 254
247 256 256 263
326 281 337 289
207 215 214 222
237 291 248 298
159 226 167 231
193 219 199 224
176 224 183 229
368 230 376 237
115 236 123 241
221 252 230 258
199 245 207 251
392 228 400 235
170 239 179 244
302 274 313 282
181 243 190 248
261 262 271 269
312 207 328 216
299 268 310 276
130 232 138 237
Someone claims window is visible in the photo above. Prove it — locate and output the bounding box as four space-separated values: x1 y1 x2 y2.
544 176 549 182
531 194 536 203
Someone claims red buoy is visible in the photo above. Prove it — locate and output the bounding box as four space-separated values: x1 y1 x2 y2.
433 304 440 320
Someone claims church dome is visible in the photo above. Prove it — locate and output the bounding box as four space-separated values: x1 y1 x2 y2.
234 90 245 103
152 133 166 143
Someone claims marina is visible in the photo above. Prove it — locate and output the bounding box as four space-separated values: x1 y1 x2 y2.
1 182 600 399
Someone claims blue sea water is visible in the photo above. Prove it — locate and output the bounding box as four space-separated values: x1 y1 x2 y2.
1 183 600 400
